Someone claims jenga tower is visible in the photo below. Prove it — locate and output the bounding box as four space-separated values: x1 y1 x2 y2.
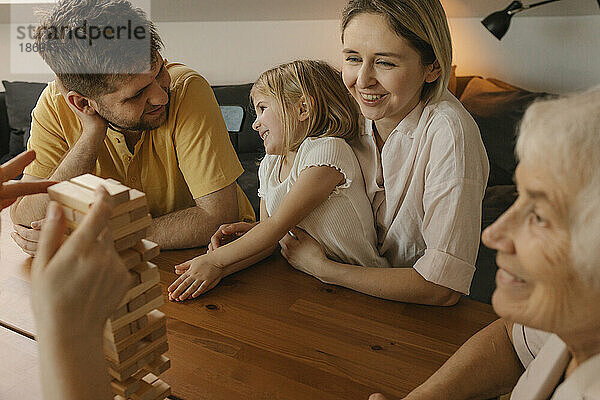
47 174 171 400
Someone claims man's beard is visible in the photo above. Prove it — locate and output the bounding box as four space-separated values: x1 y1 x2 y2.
97 93 170 132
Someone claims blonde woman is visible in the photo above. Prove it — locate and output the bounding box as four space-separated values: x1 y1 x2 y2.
169 60 389 300
280 0 490 306
372 88 600 399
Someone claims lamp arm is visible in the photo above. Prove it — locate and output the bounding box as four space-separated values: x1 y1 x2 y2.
508 0 562 14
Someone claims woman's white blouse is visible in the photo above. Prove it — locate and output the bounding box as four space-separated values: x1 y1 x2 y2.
511 323 600 399
258 137 390 268
352 90 489 294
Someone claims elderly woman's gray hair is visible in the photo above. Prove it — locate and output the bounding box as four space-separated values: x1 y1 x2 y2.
516 87 600 287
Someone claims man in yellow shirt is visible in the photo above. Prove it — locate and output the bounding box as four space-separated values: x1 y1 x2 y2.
10 0 254 252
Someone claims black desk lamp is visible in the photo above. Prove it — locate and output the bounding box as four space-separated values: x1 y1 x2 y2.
481 0 562 40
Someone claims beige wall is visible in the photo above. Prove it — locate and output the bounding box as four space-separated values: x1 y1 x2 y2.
1 15 599 93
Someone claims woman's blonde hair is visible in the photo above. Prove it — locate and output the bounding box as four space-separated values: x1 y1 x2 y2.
251 59 360 159
341 0 452 103
516 87 600 287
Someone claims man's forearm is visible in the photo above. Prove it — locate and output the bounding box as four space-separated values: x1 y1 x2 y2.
405 318 524 400
147 205 237 250
49 131 105 181
322 261 461 306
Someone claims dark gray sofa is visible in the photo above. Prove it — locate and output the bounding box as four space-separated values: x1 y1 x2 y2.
1 76 548 304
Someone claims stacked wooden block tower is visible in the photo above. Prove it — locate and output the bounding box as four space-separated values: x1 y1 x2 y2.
47 174 171 400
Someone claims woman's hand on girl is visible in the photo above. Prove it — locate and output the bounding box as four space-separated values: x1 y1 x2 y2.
168 256 224 301
280 227 329 279
208 221 258 251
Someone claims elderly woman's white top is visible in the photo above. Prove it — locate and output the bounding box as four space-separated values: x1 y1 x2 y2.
510 323 600 399
351 90 489 294
258 136 390 268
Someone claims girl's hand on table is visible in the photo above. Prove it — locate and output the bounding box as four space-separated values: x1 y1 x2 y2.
208 221 258 251
280 227 329 280
169 255 224 301
31 188 133 335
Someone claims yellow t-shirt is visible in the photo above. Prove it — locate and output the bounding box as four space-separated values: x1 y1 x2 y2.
25 62 255 222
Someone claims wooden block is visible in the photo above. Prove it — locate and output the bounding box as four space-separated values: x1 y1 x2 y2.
112 304 128 320
136 315 149 330
105 321 132 343
115 229 146 252
142 373 159 385
119 249 142 269
118 273 160 308
108 336 168 373
147 325 166 342
112 311 165 352
113 214 152 241
131 376 170 400
130 315 148 334
112 189 147 217
145 354 170 376
127 293 147 313
132 262 158 283
144 286 162 304
130 206 149 222
133 239 160 261
71 174 130 205
108 293 164 331
108 358 142 382
70 208 131 231
130 381 154 400
48 181 95 213
60 206 74 220
149 379 171 400
136 351 159 371
110 375 141 398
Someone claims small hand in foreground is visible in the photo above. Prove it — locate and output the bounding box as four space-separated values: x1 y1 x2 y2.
208 221 257 251
31 188 134 335
280 227 329 280
169 255 224 301
0 150 55 209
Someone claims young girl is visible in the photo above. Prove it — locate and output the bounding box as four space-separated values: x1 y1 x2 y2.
168 60 389 301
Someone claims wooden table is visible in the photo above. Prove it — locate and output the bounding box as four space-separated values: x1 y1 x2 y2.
0 208 498 399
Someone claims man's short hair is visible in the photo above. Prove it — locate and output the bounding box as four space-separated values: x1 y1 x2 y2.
34 0 163 98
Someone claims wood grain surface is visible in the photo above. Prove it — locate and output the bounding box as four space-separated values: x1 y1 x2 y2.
0 208 498 399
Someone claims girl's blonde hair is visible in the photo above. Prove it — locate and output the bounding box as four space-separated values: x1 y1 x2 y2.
251 60 360 158
341 0 452 103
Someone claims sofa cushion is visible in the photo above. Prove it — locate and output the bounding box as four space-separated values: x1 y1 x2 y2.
459 77 550 186
0 92 10 158
2 81 47 160
2 81 47 132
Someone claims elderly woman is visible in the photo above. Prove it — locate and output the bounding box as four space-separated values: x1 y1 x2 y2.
373 88 600 399
277 0 489 306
